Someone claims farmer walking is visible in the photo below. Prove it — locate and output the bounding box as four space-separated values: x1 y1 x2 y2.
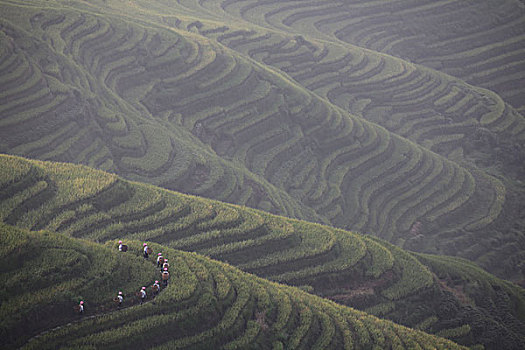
152 280 160 297
116 291 123 308
78 300 84 315
143 243 149 259
162 259 169 271
157 253 164 267
140 287 147 304
162 267 170 287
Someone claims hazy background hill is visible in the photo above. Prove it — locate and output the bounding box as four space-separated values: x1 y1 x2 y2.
194 0 525 114
2 2 525 348
1 0 524 284
1 154 524 349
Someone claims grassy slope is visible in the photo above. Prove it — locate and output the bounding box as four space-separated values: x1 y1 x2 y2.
0 222 158 349
1 224 467 350
1 154 524 349
0 0 524 282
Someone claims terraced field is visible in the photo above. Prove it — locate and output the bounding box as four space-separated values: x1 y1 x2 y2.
1 0 524 283
0 2 324 225
0 222 158 349
3 224 470 350
2 154 524 349
136 2 525 277
192 0 525 114
205 26 525 174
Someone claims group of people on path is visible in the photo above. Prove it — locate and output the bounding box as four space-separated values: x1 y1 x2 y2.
135 242 172 304
76 241 171 314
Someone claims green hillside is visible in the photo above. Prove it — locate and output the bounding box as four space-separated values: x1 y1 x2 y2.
100 0 525 280
1 154 524 349
2 224 468 350
1 0 524 283
0 222 158 349
156 0 525 113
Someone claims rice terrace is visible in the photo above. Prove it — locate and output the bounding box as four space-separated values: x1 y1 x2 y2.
0 0 524 349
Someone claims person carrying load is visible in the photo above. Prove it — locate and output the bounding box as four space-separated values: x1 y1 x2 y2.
139 287 147 304
119 240 127 252
143 243 151 259
115 291 123 308
162 259 169 271
161 267 170 287
78 300 84 315
157 253 164 267
152 280 160 297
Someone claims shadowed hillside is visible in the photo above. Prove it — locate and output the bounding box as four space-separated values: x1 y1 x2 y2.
1 0 524 283
1 224 470 350
0 222 158 349
1 154 524 349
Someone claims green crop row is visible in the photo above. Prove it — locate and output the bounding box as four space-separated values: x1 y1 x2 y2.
13 163 117 230
0 52 30 92
0 180 48 221
205 220 295 262
435 324 471 340
0 90 66 129
0 155 34 187
0 70 51 114
465 173 506 231
352 141 418 227
231 118 283 162
395 164 467 233
285 155 319 200
174 222 255 252
363 236 395 278
268 229 367 283
39 128 91 161
287 302 313 349
0 60 42 102
380 244 433 301
238 222 335 272
11 122 78 156
0 41 18 72
120 126 173 173
425 167 475 224
376 156 445 234
223 319 261 350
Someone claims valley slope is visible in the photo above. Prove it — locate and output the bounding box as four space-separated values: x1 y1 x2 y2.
0 0 524 283
1 154 524 349
2 223 470 350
